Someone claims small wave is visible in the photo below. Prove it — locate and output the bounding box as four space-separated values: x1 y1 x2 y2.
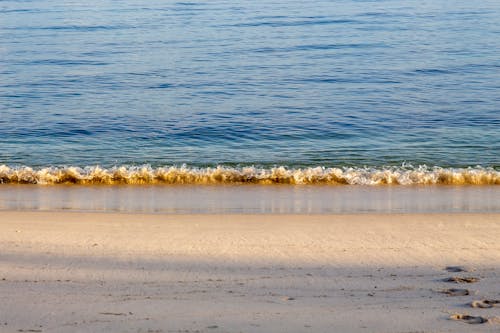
0 165 498 185
224 19 357 28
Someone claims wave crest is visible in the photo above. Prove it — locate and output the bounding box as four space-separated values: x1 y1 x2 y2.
0 165 498 185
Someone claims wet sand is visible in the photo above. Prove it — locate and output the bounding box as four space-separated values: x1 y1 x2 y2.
1 184 499 213
0 212 499 332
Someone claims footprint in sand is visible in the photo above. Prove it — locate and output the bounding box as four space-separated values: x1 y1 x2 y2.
443 277 479 284
471 299 500 308
440 288 470 296
445 266 469 273
450 313 488 324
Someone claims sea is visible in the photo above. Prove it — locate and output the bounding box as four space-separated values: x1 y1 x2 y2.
0 0 499 212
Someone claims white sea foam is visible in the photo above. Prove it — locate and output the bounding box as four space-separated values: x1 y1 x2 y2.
0 165 498 185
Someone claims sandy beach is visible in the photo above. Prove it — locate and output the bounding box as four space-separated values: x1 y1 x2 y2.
0 212 498 332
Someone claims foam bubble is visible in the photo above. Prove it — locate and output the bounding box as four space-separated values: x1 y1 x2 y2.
0 164 498 185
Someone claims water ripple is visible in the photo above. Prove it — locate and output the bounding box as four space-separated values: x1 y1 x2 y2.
1 0 499 170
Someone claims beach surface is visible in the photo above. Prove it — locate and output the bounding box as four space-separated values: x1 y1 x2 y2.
0 212 499 332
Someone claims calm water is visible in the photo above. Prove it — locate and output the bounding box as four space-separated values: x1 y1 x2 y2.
1 0 499 174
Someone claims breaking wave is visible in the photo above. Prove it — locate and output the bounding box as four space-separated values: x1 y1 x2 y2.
0 164 498 185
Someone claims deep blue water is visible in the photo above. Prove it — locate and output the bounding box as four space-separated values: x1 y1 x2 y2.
1 0 499 169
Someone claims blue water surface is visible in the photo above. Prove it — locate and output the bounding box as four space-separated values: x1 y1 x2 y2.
1 0 499 168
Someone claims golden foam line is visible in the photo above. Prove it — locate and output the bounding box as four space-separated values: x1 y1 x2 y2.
0 165 498 185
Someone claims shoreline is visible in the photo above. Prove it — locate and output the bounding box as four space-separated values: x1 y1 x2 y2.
1 184 499 213
1 212 499 332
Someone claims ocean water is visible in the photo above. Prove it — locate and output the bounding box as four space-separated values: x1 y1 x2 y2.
1 0 499 185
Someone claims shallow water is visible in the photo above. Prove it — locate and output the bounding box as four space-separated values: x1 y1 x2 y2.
1 185 499 213
1 0 499 170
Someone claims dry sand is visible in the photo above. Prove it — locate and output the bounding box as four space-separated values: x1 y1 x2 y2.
0 211 499 332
